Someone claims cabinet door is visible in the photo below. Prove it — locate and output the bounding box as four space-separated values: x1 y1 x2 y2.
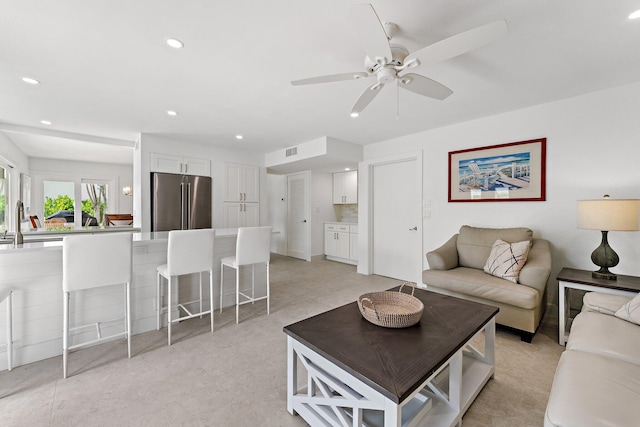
225 163 243 201
336 232 350 259
243 203 260 227
223 203 242 228
333 172 345 204
344 171 358 204
242 165 260 202
150 153 183 174
184 157 211 176
325 231 337 256
350 232 358 261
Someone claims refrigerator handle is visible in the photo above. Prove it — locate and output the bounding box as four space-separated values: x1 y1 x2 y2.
187 183 192 229
180 182 185 230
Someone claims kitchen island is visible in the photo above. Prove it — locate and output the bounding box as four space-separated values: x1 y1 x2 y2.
0 229 266 371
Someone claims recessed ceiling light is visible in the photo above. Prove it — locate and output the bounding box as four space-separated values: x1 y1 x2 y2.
345 168 351 171
167 110 178 116
235 135 243 140
350 112 359 118
22 77 40 85
629 9 640 19
40 120 52 125
165 38 184 49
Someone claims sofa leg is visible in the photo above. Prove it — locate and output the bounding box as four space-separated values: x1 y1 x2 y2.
521 331 534 343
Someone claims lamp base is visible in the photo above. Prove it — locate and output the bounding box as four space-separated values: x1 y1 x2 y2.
592 270 617 281
590 230 619 281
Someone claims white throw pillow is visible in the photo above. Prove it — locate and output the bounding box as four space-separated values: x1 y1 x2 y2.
483 239 531 283
615 292 640 325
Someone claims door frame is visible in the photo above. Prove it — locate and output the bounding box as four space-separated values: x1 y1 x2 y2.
286 171 311 262
357 151 424 285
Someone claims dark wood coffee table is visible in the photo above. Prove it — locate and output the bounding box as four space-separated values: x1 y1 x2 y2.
283 288 499 427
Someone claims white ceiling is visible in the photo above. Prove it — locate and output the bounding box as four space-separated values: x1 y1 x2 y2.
1 0 640 165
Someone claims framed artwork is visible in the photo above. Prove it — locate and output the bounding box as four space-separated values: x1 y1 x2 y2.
448 138 546 202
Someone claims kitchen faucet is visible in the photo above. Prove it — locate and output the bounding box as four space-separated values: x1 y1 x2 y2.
15 200 24 245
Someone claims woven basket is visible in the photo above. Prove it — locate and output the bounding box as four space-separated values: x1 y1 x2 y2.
358 282 424 328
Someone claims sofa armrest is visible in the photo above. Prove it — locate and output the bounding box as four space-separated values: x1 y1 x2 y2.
426 234 459 270
519 239 551 291
582 292 633 315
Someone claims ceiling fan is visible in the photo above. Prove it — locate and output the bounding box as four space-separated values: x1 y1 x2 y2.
291 4 508 115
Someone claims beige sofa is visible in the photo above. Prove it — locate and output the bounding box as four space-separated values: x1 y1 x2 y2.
545 292 640 426
422 225 551 341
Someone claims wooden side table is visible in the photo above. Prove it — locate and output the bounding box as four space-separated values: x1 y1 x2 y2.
557 267 640 345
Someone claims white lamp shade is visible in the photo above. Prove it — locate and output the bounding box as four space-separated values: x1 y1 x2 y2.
577 199 640 231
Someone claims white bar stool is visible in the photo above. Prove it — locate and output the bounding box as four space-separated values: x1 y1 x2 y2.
220 226 272 324
62 233 133 379
156 228 215 346
1 286 13 371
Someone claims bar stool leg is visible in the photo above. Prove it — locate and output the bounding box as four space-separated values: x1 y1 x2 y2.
252 264 255 304
156 272 161 331
236 267 240 325
126 282 132 358
168 277 172 346
199 272 203 319
63 291 69 379
209 270 214 333
6 290 12 371
220 265 224 313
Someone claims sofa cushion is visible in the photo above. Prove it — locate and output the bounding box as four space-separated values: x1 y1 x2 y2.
422 266 539 310
567 311 640 366
483 239 530 283
457 225 533 269
615 292 640 325
583 292 632 316
545 350 640 427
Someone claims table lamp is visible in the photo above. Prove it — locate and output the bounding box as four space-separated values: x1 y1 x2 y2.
577 196 640 280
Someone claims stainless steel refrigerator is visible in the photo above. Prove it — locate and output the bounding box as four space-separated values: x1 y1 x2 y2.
151 172 212 231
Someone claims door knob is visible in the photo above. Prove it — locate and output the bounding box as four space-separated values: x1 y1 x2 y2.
302 219 307 223
409 226 417 231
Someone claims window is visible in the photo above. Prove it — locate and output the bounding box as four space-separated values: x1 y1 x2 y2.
43 180 75 224
82 182 108 226
0 165 8 231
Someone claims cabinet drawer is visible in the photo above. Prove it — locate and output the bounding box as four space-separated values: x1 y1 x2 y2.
325 224 337 231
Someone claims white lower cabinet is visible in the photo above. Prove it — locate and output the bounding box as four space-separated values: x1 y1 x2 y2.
325 223 357 265
349 226 358 262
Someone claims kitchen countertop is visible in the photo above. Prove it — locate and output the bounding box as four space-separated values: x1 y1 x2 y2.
0 228 247 253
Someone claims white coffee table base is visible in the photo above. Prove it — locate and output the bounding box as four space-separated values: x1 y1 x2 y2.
287 318 495 427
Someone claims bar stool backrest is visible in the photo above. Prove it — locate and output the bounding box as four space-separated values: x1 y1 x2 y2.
167 228 215 277
63 233 133 292
236 226 272 266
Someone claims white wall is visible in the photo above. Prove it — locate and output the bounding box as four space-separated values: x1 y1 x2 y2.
0 132 30 228
29 158 133 224
361 80 640 305
266 173 287 254
136 134 266 232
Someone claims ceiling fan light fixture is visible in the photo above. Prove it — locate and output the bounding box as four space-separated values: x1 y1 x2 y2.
22 77 40 85
165 38 184 49
629 9 640 19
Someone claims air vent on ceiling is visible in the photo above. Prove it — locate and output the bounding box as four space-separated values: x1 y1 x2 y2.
285 147 298 157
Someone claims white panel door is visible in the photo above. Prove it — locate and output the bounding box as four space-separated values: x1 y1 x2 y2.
243 203 260 227
224 163 243 201
243 165 260 202
287 172 310 261
223 203 241 228
372 159 420 282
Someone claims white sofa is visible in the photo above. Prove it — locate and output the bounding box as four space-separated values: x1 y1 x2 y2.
545 292 640 427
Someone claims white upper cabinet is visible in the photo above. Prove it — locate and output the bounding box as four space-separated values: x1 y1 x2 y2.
225 163 260 202
150 153 211 176
333 170 358 204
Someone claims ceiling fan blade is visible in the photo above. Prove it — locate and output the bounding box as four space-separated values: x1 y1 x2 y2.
351 82 385 114
398 73 453 100
291 72 369 86
348 4 392 64
404 20 508 69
